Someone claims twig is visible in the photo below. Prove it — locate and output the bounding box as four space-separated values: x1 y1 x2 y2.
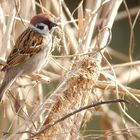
30 99 128 138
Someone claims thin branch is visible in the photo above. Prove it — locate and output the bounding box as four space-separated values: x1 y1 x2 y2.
30 99 128 138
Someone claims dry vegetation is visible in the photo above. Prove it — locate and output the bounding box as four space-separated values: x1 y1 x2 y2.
0 0 140 139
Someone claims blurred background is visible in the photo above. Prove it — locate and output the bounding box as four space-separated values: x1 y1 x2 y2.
0 0 140 139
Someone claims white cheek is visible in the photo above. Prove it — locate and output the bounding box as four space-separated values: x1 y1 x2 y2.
42 25 49 34
29 24 49 35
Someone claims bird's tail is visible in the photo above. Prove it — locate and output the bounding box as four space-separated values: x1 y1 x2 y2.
0 71 19 101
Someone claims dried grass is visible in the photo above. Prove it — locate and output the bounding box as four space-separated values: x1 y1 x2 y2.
0 0 140 139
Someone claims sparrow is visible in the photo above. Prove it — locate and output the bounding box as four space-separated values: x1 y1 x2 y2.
0 13 57 101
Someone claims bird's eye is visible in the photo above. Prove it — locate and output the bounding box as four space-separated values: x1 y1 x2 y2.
36 24 44 30
48 22 57 30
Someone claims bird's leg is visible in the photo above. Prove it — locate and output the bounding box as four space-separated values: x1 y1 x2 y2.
30 71 50 84
29 72 41 83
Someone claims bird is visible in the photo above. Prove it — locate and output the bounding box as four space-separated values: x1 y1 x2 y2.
0 13 57 101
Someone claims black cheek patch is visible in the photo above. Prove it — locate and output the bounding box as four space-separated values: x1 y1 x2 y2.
36 24 44 30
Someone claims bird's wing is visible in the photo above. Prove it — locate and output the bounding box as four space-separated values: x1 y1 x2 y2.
2 28 44 71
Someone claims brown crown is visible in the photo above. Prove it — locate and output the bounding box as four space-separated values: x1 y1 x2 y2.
30 13 55 26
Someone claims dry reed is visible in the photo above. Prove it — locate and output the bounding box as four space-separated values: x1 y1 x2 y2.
0 0 140 139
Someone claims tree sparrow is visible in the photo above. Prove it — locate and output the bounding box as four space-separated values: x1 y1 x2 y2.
0 13 57 101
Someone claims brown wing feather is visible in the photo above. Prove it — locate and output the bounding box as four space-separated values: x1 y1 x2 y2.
2 28 44 71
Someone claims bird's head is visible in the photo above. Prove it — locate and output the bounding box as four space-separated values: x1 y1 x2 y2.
30 13 57 35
